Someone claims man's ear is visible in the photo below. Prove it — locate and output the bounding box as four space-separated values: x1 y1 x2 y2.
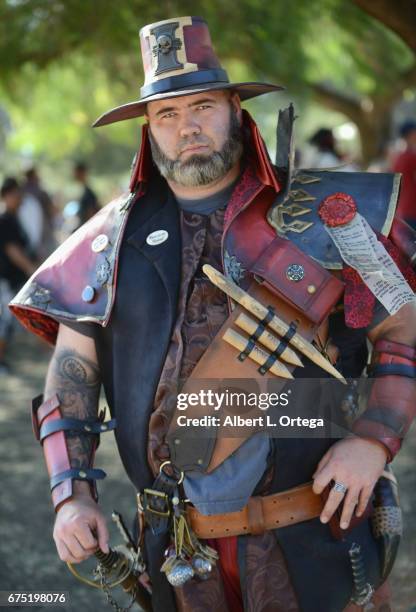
230 92 243 125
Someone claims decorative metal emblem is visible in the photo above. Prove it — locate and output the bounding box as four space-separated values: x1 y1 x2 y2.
224 251 245 285
96 258 111 286
151 22 183 75
269 202 314 234
292 173 321 185
288 189 316 203
286 264 305 282
28 285 51 307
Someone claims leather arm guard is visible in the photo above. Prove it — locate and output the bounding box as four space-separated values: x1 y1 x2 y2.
352 340 416 461
32 393 116 511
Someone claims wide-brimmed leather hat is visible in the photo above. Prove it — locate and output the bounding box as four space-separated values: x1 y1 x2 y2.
93 16 283 127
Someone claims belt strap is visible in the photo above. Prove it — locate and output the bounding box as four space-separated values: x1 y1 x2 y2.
186 482 323 538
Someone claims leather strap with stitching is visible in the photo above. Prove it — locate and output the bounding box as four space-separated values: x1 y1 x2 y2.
186 482 323 538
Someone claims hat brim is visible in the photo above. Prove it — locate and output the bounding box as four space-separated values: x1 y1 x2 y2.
92 82 284 127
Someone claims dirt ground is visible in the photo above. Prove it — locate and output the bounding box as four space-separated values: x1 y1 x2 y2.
0 330 415 612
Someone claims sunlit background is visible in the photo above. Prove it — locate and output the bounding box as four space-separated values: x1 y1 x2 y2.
1 0 415 205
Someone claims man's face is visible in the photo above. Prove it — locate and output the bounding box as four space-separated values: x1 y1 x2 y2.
146 90 243 187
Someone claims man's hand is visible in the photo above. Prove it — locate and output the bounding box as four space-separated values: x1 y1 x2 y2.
312 437 388 530
53 493 109 564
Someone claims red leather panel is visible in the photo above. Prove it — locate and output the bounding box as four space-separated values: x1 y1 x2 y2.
37 394 61 427
251 236 344 326
374 339 416 361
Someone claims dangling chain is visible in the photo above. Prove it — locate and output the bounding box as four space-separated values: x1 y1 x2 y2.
96 563 138 612
160 495 219 586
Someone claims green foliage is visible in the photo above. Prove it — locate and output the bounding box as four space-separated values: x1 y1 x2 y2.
0 0 414 170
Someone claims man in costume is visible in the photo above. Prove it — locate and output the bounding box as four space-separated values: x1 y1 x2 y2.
10 16 416 612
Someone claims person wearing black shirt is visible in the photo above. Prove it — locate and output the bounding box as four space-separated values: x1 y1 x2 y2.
73 161 100 228
0 177 36 372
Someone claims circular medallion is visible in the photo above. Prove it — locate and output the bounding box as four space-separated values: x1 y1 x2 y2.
91 234 109 253
286 264 305 282
318 192 357 227
146 229 169 246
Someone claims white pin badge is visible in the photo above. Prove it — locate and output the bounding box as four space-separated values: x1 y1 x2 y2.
91 234 109 253
146 230 169 246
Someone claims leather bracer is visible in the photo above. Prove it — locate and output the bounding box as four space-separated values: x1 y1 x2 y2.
352 339 416 461
32 393 116 511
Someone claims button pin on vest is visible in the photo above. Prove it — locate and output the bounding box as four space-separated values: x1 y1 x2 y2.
82 285 96 302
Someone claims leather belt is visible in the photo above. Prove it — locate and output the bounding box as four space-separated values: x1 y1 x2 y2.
186 482 323 538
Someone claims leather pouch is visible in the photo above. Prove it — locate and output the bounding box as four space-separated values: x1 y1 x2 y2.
251 236 344 326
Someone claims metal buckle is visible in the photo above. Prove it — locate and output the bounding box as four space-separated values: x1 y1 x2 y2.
142 489 170 517
159 460 184 485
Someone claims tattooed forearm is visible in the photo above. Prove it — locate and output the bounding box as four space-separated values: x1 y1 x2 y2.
45 347 101 470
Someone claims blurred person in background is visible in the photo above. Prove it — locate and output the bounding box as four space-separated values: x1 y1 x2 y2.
73 161 100 229
306 127 357 171
391 120 416 228
23 166 57 259
17 175 44 259
0 177 36 373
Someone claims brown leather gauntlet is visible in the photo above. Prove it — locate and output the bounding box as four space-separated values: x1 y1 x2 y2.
352 340 416 461
32 393 116 511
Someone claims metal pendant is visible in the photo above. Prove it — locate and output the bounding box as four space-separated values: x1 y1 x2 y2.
162 555 194 587
191 553 212 579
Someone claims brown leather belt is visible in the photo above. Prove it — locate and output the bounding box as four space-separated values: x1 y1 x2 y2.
186 482 323 539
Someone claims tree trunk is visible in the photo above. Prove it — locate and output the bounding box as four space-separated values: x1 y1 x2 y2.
352 0 416 53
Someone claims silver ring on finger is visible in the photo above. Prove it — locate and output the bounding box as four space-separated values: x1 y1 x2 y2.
332 481 348 495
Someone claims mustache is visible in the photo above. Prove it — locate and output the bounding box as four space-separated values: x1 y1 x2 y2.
177 136 212 154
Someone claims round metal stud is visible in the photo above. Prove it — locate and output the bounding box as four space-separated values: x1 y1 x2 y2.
91 234 109 253
79 470 87 478
286 264 305 282
197 458 204 465
174 438 180 445
307 284 317 294
172 496 179 506
100 424 108 431
84 425 92 432
82 285 95 303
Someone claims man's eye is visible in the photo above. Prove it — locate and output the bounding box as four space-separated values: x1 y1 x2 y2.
196 105 211 111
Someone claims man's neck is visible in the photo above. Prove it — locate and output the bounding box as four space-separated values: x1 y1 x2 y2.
167 162 240 200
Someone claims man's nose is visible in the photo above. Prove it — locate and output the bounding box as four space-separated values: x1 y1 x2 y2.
178 114 201 139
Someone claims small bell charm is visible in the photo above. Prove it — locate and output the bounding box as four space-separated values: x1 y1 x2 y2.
191 553 213 579
165 558 195 587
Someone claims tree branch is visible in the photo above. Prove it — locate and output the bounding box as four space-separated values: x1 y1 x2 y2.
309 82 365 124
352 0 416 53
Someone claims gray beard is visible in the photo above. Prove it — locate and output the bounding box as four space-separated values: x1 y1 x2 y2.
148 107 244 187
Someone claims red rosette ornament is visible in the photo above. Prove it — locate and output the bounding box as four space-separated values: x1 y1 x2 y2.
318 192 357 227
